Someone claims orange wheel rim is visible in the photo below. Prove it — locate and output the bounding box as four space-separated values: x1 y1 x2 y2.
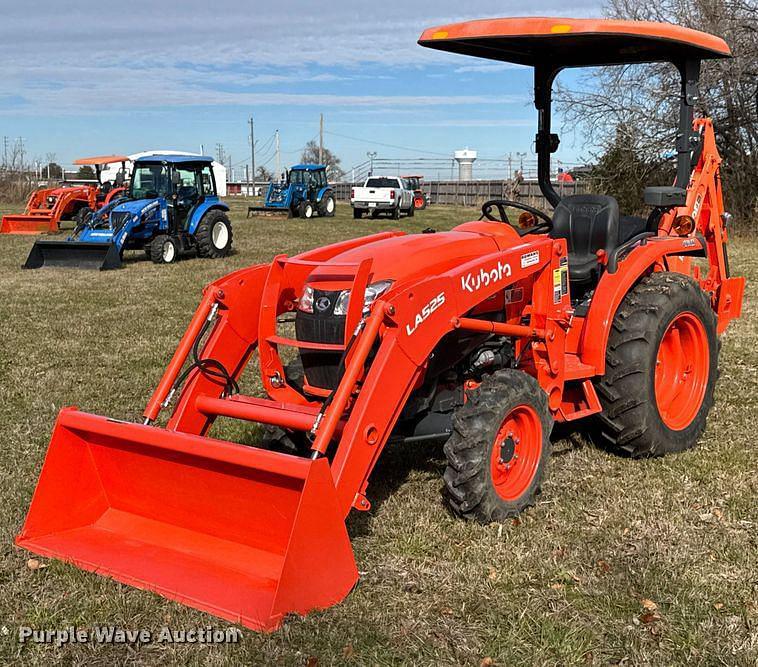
489 404 542 501
414 196 424 208
654 312 709 430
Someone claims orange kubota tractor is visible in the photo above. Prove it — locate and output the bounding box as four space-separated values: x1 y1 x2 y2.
0 155 127 234
17 18 745 631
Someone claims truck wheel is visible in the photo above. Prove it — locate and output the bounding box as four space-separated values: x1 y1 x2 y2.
444 369 552 523
353 209 363 219
150 235 179 264
299 201 314 219
593 272 718 457
407 201 415 217
319 194 336 217
392 206 400 220
195 210 233 258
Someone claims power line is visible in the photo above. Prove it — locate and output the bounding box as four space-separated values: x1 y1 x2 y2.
324 129 451 157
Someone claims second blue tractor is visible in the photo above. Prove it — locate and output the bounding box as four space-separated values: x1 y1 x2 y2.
248 164 336 219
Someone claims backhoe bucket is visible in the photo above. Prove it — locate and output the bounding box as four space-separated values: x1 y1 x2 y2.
16 409 358 631
0 214 56 235
24 240 122 270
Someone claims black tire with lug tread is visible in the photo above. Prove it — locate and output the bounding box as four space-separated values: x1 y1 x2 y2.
150 235 179 264
195 210 233 259
75 206 92 226
353 208 363 219
593 271 718 457
299 201 314 219
319 193 336 217
407 202 415 217
392 206 400 220
444 369 552 523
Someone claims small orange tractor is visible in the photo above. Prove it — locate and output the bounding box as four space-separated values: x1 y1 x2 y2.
0 155 127 234
402 175 428 210
17 18 745 631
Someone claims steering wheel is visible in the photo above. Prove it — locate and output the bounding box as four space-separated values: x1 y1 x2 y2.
480 199 553 236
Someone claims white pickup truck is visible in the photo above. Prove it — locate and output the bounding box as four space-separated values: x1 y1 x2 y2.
351 176 415 220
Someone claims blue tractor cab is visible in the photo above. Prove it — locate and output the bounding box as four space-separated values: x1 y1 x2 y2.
25 155 233 270
248 164 336 219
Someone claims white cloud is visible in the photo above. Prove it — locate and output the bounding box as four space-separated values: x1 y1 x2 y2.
0 0 603 113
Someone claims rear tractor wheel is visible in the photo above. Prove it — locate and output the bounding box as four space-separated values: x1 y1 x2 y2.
593 272 718 457
195 210 233 259
150 235 179 264
444 370 552 523
319 194 336 217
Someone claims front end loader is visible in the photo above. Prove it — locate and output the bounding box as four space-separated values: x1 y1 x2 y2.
17 17 744 631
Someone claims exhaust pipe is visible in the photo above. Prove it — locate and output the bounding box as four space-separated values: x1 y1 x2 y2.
24 241 122 270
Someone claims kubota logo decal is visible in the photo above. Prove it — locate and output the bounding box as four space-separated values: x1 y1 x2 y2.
406 292 446 336
460 260 512 294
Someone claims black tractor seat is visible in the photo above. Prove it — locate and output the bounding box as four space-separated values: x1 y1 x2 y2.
549 194 650 294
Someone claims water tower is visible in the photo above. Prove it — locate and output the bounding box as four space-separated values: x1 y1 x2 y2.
454 148 477 181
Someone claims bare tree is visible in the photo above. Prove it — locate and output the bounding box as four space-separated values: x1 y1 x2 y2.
557 0 757 225
300 140 344 181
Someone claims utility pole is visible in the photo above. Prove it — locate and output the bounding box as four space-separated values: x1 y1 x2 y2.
228 154 232 182
2 136 7 167
367 151 377 176
275 130 281 179
254 114 255 197
319 113 324 164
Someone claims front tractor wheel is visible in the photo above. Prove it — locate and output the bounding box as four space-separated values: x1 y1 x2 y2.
444 370 552 523
150 235 179 264
594 272 718 457
195 210 233 259
299 201 314 219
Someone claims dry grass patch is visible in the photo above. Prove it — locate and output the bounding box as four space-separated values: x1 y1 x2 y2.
0 199 755 665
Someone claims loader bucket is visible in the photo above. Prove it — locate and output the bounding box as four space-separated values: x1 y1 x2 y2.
0 214 56 235
24 240 122 270
16 409 358 631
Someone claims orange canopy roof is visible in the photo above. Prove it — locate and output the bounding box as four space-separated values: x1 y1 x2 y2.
73 155 129 166
418 17 730 67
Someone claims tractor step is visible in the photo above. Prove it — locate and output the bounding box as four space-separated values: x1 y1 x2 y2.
16 408 358 632
24 240 122 270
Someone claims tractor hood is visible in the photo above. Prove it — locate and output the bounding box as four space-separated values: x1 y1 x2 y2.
111 198 160 217
306 221 521 290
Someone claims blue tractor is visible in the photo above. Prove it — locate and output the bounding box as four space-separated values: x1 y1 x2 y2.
247 164 336 219
25 155 233 270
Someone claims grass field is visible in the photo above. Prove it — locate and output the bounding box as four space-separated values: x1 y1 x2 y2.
0 199 755 666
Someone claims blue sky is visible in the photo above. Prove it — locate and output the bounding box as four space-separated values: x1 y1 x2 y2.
0 0 605 179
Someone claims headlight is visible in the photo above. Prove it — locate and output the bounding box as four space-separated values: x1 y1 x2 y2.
332 280 394 316
297 280 393 316
298 285 314 313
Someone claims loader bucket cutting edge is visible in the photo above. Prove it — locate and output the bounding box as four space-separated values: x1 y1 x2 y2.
0 214 56 235
24 241 122 270
16 408 359 631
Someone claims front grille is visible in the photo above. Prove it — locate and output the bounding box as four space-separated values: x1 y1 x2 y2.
295 289 345 390
110 211 132 231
